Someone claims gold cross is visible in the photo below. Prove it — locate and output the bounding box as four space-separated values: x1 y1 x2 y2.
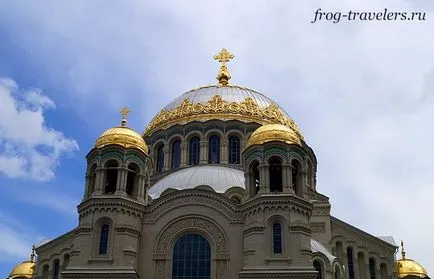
120 107 130 118
214 48 234 65
120 107 130 126
213 48 235 86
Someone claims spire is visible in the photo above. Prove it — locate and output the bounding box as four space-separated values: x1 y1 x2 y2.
214 48 234 86
401 240 406 259
120 107 130 127
30 244 36 262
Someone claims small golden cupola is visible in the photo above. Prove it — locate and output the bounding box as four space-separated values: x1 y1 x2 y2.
95 108 149 155
7 246 36 279
396 241 430 279
246 123 302 148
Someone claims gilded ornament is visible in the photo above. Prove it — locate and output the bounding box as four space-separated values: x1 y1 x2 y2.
246 124 302 148
214 48 235 86
95 108 149 155
144 94 303 139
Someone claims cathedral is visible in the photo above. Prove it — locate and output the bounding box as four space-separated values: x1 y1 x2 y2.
7 49 429 279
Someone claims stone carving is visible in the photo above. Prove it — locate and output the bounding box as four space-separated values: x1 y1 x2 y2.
154 260 165 279
216 260 228 279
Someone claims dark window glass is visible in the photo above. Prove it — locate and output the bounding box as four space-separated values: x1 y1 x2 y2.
228 136 240 164
156 145 164 172
171 140 181 169
208 135 220 164
313 260 322 279
347 247 355 279
269 157 283 192
172 234 211 279
369 258 376 279
273 223 282 254
189 137 200 165
53 260 60 279
99 224 110 255
105 161 118 194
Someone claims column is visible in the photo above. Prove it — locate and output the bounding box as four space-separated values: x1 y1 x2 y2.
94 167 104 195
180 141 188 167
258 164 269 194
244 172 252 195
163 146 170 171
115 167 128 195
282 164 294 193
200 138 207 164
136 174 145 203
221 136 228 164
83 174 91 200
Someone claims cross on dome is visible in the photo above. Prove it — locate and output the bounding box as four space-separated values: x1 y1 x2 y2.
214 48 235 86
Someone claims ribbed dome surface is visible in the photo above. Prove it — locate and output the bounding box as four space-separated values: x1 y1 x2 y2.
149 165 245 198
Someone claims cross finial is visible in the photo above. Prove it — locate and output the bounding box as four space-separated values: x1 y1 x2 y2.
120 107 130 127
214 48 234 86
401 240 406 259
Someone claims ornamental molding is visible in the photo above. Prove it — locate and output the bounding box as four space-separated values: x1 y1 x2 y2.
78 198 145 218
143 190 243 223
154 216 229 254
242 196 313 217
144 95 303 138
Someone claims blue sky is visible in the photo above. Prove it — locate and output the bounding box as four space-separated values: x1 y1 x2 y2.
1 0 434 277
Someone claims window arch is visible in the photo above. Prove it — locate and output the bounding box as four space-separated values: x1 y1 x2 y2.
228 135 240 164
52 259 60 279
369 258 376 279
156 144 164 172
347 247 355 279
208 135 220 163
126 163 139 197
249 161 260 195
88 164 97 196
189 136 200 165
313 260 323 279
104 160 118 194
99 224 110 255
269 157 283 192
172 234 211 279
272 222 282 254
291 159 303 196
171 140 181 169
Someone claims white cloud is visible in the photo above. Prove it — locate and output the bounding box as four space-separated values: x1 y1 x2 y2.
0 78 78 181
0 0 433 274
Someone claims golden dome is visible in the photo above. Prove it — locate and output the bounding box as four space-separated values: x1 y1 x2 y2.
396 241 429 279
144 49 303 138
397 259 429 279
95 108 149 155
8 261 35 279
8 246 36 279
246 124 302 148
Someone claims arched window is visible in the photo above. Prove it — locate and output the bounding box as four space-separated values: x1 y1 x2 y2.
369 258 376 279
269 157 283 192
172 234 211 279
347 247 355 279
104 160 118 194
189 137 200 165
52 259 60 279
313 260 323 279
272 223 282 254
252 162 260 194
126 163 139 197
291 159 302 196
99 224 110 255
156 145 164 172
228 136 240 164
208 135 220 163
88 164 97 196
171 140 181 169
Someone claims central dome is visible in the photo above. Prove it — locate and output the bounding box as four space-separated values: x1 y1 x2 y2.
144 85 303 138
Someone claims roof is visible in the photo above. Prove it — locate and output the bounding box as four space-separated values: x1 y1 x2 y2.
149 165 245 198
